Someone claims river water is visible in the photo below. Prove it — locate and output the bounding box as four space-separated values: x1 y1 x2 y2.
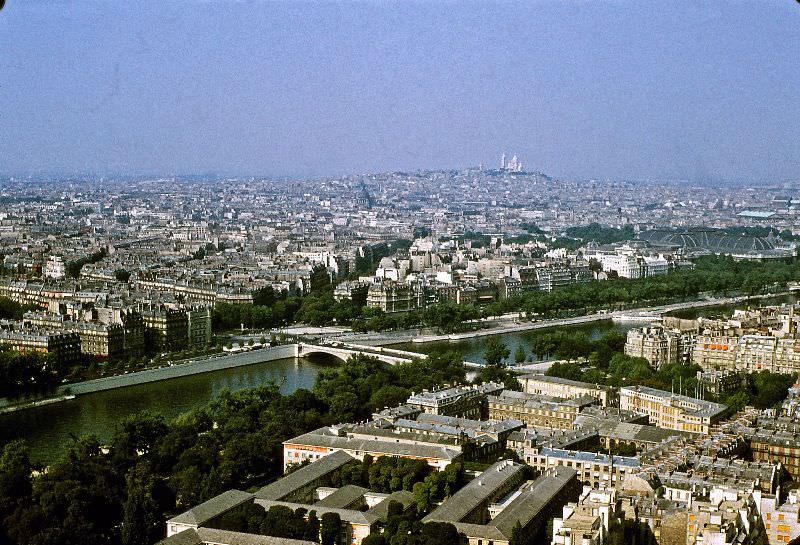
0 358 326 465
3 293 796 465
390 320 640 362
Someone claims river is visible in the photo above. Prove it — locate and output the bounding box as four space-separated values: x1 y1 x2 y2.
0 357 327 465
390 320 641 362
3 293 797 465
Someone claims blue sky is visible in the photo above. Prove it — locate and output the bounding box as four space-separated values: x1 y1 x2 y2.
1 1 798 181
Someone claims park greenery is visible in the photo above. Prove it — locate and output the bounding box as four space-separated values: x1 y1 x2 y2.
528 330 626 366
213 502 324 543
65 248 108 279
0 349 63 399
551 223 636 250
477 338 522 391
0 297 38 321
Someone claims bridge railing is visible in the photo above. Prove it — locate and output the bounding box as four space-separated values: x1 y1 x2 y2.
297 342 426 364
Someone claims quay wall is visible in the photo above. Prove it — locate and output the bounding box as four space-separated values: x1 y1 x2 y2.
58 344 299 396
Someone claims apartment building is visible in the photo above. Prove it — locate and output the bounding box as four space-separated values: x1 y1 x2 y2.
44 255 66 279
692 333 740 370
24 312 125 360
759 490 800 545
366 281 414 313
0 328 82 367
529 448 640 489
624 326 681 368
745 424 800 479
186 307 212 349
282 425 464 471
487 390 596 430
536 264 573 292
406 382 504 419
142 307 189 353
552 486 616 545
120 310 146 358
599 254 641 279
619 386 727 435
520 374 617 407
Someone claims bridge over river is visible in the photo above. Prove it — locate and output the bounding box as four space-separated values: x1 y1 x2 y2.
295 341 483 368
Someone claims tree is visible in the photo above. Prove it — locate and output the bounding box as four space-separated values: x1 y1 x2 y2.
751 371 797 409
420 522 461 545
121 463 162 545
546 362 584 382
510 521 526 545
111 411 169 464
0 440 32 543
260 505 297 538
721 390 750 414
304 511 320 542
328 391 361 422
514 345 526 364
114 269 131 283
320 512 341 545
6 435 125 545
362 535 388 545
368 385 411 411
484 338 510 367
412 478 437 515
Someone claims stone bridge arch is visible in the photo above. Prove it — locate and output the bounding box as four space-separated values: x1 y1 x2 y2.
296 344 350 364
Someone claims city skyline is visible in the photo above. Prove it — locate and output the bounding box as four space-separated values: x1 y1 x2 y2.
1 1 799 182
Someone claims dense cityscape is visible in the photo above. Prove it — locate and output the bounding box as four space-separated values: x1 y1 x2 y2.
2 2 799 545
0 163 799 545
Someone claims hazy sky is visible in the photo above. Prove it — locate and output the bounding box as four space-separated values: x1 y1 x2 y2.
1 1 798 181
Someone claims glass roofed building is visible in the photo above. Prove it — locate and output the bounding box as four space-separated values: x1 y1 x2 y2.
637 228 795 259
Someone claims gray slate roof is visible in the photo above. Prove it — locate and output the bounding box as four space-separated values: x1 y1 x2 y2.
256 450 356 501
283 430 462 462
491 466 577 537
423 460 525 524
314 484 369 509
366 490 415 522
167 489 254 527
158 528 318 545
254 499 379 526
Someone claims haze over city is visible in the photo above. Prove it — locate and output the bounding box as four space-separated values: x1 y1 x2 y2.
1 1 799 181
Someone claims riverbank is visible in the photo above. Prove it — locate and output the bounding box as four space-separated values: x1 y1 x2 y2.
402 291 793 344
0 344 299 415
2 291 790 416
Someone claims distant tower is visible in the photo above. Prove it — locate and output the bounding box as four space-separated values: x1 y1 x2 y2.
500 153 506 170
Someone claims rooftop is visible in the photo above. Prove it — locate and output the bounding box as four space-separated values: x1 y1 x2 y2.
167 489 254 527
424 460 525 524
255 450 355 501
158 527 320 545
491 467 578 537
